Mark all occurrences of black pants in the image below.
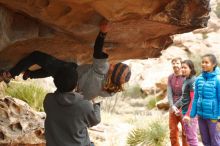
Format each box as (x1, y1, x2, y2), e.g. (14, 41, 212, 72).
(10, 51, 77, 78)
(9, 31, 107, 79)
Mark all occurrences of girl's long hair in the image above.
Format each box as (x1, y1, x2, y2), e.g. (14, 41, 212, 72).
(103, 72, 124, 93)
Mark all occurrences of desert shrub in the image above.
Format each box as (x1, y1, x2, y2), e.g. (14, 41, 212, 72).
(127, 118, 168, 146)
(145, 95, 161, 110)
(101, 93, 121, 113)
(146, 96, 157, 110)
(5, 82, 47, 111)
(122, 84, 146, 98)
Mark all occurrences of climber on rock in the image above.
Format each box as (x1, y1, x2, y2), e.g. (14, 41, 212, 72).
(0, 20, 131, 100)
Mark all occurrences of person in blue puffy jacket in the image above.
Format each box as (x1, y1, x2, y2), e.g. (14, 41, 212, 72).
(190, 54, 220, 146)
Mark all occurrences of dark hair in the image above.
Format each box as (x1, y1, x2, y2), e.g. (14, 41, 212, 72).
(181, 60, 196, 77)
(54, 65, 78, 93)
(171, 57, 182, 63)
(202, 54, 218, 68)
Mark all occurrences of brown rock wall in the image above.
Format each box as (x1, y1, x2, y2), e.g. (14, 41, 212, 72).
(0, 0, 211, 69)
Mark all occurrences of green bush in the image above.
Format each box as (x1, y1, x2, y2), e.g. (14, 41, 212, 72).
(146, 96, 158, 110)
(5, 82, 47, 111)
(122, 84, 146, 98)
(127, 128, 148, 146)
(127, 118, 168, 146)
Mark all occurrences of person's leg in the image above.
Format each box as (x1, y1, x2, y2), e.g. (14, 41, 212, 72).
(9, 51, 65, 77)
(183, 117, 199, 146)
(169, 111, 180, 146)
(198, 117, 211, 146)
(207, 119, 220, 146)
(23, 69, 51, 80)
(24, 63, 77, 81)
(179, 115, 189, 146)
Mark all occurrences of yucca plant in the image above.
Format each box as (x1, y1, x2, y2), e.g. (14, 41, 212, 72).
(145, 121, 168, 146)
(5, 82, 47, 111)
(127, 118, 168, 146)
(127, 128, 148, 146)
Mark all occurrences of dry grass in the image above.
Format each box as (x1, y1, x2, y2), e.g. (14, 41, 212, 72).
(89, 91, 170, 146)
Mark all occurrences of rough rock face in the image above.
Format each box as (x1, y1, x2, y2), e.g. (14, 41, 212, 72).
(0, 96, 45, 145)
(128, 0, 220, 111)
(0, 0, 210, 69)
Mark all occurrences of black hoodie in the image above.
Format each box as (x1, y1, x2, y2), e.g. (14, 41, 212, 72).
(43, 91, 100, 146)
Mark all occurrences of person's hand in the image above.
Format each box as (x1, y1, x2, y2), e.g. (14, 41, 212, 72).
(91, 97, 103, 104)
(170, 105, 179, 114)
(100, 20, 109, 33)
(216, 122, 220, 132)
(183, 116, 191, 125)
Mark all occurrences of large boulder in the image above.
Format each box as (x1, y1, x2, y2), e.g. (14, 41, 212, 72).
(0, 96, 45, 145)
(0, 0, 211, 69)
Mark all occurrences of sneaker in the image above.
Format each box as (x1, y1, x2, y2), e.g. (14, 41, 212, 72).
(2, 71, 12, 83)
(23, 70, 30, 80)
